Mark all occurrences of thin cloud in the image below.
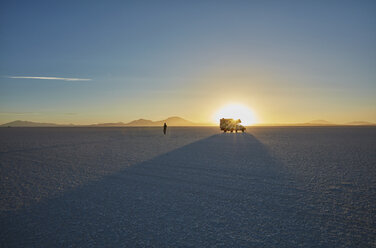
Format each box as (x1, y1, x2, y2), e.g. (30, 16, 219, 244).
(7, 76, 92, 81)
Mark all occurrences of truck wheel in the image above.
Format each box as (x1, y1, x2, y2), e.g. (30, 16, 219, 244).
(235, 130, 238, 133)
(242, 130, 245, 133)
(230, 130, 233, 133)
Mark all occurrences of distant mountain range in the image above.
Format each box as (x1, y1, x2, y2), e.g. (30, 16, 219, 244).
(1, 118, 375, 127)
(1, 120, 60, 127)
(304, 119, 333, 125)
(303, 120, 376, 126)
(1, 117, 203, 127)
(344, 121, 375, 125)
(90, 116, 198, 127)
(255, 120, 376, 126)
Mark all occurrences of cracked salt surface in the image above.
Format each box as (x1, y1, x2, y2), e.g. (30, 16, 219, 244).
(0, 127, 375, 247)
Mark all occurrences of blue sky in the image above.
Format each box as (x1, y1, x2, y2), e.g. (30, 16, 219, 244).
(1, 0, 375, 124)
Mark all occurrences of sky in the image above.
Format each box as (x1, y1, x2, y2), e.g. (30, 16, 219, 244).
(0, 0, 375, 125)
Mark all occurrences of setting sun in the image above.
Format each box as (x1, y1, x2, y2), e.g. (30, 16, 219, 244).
(213, 103, 257, 126)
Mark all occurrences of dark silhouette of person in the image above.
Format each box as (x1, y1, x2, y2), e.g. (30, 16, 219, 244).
(163, 123, 167, 135)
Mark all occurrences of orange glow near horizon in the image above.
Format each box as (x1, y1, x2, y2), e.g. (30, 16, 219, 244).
(213, 103, 257, 126)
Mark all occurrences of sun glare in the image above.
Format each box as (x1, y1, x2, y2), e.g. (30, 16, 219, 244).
(214, 104, 257, 126)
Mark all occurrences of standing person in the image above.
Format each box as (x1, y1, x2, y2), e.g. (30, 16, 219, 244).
(163, 122, 167, 135)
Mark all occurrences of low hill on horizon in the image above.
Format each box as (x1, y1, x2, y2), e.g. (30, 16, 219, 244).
(121, 116, 198, 126)
(345, 121, 376, 126)
(0, 120, 59, 127)
(128, 116, 197, 126)
(91, 117, 197, 126)
(304, 120, 334, 125)
(123, 119, 154, 126)
(301, 120, 375, 126)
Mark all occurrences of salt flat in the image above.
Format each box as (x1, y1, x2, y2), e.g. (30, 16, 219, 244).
(0, 127, 375, 247)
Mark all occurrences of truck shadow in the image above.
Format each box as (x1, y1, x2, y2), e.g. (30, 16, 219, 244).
(1, 133, 318, 247)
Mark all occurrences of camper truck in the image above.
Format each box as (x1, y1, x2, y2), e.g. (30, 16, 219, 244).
(220, 118, 246, 133)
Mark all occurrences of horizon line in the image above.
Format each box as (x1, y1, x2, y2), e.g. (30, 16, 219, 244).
(1, 119, 375, 127)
